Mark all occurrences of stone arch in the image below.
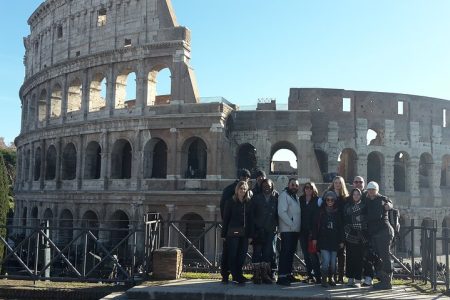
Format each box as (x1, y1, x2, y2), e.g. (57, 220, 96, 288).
(31, 206, 39, 228)
(236, 143, 257, 176)
(84, 141, 102, 179)
(270, 141, 297, 175)
(182, 137, 207, 179)
(43, 208, 54, 227)
(115, 68, 137, 109)
(338, 148, 357, 183)
(67, 78, 82, 112)
(89, 73, 107, 112)
(38, 89, 47, 122)
(367, 151, 384, 184)
(147, 66, 172, 105)
(33, 147, 41, 181)
(180, 212, 205, 261)
(419, 153, 433, 189)
(314, 149, 328, 177)
(24, 149, 31, 181)
(50, 83, 62, 118)
(394, 151, 409, 192)
(62, 143, 77, 180)
(59, 209, 73, 245)
(109, 210, 130, 258)
(81, 210, 100, 259)
(441, 155, 450, 187)
(45, 145, 57, 180)
(143, 138, 167, 179)
(81, 210, 99, 229)
(22, 207, 27, 227)
(111, 139, 132, 179)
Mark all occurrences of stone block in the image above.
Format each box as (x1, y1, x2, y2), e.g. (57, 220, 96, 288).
(152, 247, 183, 280)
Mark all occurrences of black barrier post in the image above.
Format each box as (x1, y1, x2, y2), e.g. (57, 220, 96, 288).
(411, 219, 415, 282)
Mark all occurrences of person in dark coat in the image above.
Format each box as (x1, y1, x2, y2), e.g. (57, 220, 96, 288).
(365, 181, 394, 290)
(343, 188, 368, 287)
(251, 170, 267, 196)
(221, 180, 254, 284)
(251, 178, 278, 284)
(312, 191, 344, 287)
(219, 169, 251, 283)
(299, 182, 321, 284)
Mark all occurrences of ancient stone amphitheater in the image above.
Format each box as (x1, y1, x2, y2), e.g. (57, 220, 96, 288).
(14, 0, 450, 256)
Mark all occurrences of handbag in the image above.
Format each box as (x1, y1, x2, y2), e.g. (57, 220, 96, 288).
(307, 238, 317, 254)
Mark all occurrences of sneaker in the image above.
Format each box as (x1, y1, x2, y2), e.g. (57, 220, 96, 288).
(277, 277, 291, 286)
(287, 274, 301, 283)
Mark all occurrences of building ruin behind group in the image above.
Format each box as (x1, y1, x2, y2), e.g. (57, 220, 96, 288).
(14, 0, 450, 257)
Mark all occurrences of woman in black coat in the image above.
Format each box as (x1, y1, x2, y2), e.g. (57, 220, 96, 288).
(221, 180, 253, 284)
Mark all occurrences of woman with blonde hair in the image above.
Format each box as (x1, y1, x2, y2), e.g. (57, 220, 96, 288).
(221, 181, 254, 284)
(326, 175, 349, 284)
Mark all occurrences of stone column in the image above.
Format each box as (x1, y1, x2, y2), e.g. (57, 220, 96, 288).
(106, 65, 116, 117)
(297, 131, 315, 182)
(81, 69, 89, 120)
(383, 155, 395, 196)
(76, 135, 83, 189)
(409, 156, 420, 206)
(135, 60, 147, 114)
(55, 138, 62, 189)
(207, 123, 223, 180)
(61, 74, 68, 123)
(432, 161, 443, 206)
(204, 205, 218, 262)
(100, 130, 109, 190)
(327, 122, 339, 174)
(356, 153, 368, 184)
(167, 128, 179, 181)
(39, 140, 45, 190)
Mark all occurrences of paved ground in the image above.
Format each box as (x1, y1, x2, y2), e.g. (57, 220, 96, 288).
(116, 279, 450, 300)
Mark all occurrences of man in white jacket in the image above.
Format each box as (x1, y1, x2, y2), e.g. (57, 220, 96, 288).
(276, 178, 301, 286)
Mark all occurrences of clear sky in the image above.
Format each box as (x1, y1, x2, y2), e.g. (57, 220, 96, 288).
(1, 0, 450, 146)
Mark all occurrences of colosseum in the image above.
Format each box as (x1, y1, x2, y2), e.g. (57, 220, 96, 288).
(14, 0, 450, 258)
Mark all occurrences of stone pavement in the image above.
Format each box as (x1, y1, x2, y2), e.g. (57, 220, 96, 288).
(118, 279, 450, 300)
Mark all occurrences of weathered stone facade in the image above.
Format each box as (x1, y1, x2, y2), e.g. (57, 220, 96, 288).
(14, 0, 450, 256)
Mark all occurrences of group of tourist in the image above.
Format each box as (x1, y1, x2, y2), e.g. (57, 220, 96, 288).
(220, 169, 395, 290)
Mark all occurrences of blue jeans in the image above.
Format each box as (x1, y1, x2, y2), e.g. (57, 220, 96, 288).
(320, 250, 337, 274)
(278, 232, 299, 276)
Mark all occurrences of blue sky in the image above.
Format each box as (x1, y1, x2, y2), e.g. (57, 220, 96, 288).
(1, 0, 450, 145)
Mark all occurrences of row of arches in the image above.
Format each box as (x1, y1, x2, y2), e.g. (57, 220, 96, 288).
(24, 137, 207, 182)
(24, 67, 171, 125)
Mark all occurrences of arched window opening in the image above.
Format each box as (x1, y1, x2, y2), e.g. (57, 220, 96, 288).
(314, 149, 328, 180)
(59, 209, 73, 245)
(419, 153, 433, 189)
(43, 208, 53, 227)
(45, 145, 57, 180)
(31, 207, 39, 228)
(89, 73, 107, 112)
(237, 143, 257, 176)
(38, 89, 47, 122)
(115, 70, 136, 109)
(367, 152, 383, 184)
(84, 141, 102, 179)
(441, 155, 450, 187)
(34, 147, 41, 181)
(111, 139, 132, 179)
(82, 210, 99, 260)
(143, 139, 167, 179)
(338, 148, 357, 183)
(25, 149, 31, 181)
(270, 142, 297, 175)
(67, 78, 82, 112)
(22, 207, 27, 227)
(367, 129, 378, 145)
(394, 151, 409, 192)
(109, 210, 129, 258)
(180, 213, 205, 263)
(50, 84, 62, 118)
(147, 67, 171, 106)
(62, 143, 77, 180)
(183, 138, 207, 179)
